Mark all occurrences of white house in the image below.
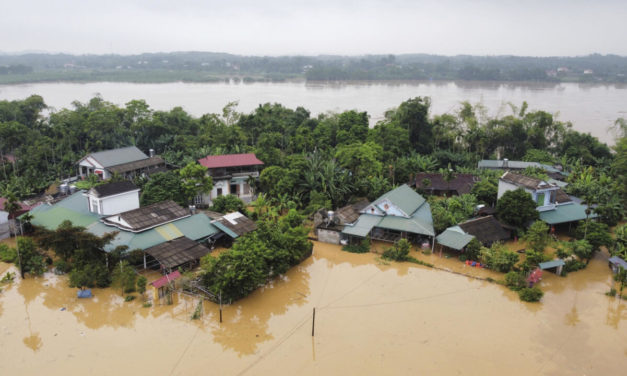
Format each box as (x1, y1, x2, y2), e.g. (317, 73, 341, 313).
(497, 171, 595, 227)
(77, 146, 165, 180)
(196, 153, 264, 205)
(497, 171, 561, 211)
(84, 181, 140, 215)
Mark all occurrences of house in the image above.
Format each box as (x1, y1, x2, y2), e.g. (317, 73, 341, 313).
(197, 153, 264, 205)
(0, 197, 34, 240)
(26, 190, 223, 268)
(341, 185, 435, 247)
(150, 270, 181, 301)
(478, 159, 568, 180)
(497, 171, 596, 227)
(77, 146, 166, 180)
(315, 199, 370, 244)
(412, 173, 478, 196)
(85, 181, 140, 215)
(436, 215, 510, 252)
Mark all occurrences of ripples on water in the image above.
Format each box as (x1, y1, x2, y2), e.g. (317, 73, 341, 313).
(0, 240, 624, 375)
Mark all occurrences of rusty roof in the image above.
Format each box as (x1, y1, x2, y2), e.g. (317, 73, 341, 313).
(102, 200, 189, 232)
(458, 216, 510, 245)
(500, 171, 557, 191)
(413, 173, 478, 195)
(145, 237, 210, 269)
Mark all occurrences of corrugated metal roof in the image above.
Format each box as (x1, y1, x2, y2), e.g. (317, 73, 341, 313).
(86, 146, 148, 168)
(539, 260, 565, 269)
(436, 226, 474, 250)
(145, 237, 210, 269)
(608, 256, 627, 269)
(342, 214, 381, 237)
(375, 184, 425, 216)
(150, 270, 181, 288)
(539, 203, 597, 225)
(377, 202, 434, 236)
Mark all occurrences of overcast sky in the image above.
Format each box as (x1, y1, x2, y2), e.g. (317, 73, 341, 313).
(3, 0, 626, 56)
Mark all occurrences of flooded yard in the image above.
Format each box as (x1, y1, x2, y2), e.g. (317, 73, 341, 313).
(0, 241, 625, 375)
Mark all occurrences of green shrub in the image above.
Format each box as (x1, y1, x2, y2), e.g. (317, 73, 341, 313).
(142, 302, 152, 308)
(564, 259, 586, 273)
(342, 237, 370, 254)
(480, 243, 519, 273)
(0, 244, 17, 263)
(518, 287, 544, 302)
(53, 259, 72, 274)
(504, 271, 527, 291)
(606, 288, 617, 297)
(124, 295, 136, 302)
(1, 271, 15, 283)
(382, 239, 411, 261)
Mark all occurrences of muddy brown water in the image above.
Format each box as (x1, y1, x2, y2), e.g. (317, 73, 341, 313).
(0, 241, 625, 375)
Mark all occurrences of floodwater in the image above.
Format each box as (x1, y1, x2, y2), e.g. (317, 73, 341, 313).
(0, 241, 625, 375)
(1, 80, 626, 144)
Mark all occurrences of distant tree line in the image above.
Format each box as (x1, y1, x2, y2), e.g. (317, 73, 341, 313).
(1, 52, 626, 83)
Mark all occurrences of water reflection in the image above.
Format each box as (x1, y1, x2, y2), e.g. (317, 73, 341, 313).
(206, 261, 312, 355)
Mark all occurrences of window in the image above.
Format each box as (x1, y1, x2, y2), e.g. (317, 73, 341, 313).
(536, 192, 545, 206)
(194, 194, 203, 205)
(217, 188, 223, 196)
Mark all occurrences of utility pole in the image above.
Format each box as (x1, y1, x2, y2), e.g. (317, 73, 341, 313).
(219, 290, 223, 323)
(311, 307, 316, 336)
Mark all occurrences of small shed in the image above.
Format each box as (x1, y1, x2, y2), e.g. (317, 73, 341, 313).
(608, 256, 627, 274)
(436, 226, 475, 251)
(458, 216, 510, 246)
(150, 270, 181, 301)
(539, 259, 565, 275)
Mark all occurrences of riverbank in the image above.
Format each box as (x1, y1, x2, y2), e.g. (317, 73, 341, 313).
(1, 80, 623, 145)
(0, 240, 623, 375)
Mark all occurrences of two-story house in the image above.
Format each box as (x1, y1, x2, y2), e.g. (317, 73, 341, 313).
(197, 153, 264, 205)
(497, 172, 595, 227)
(77, 146, 166, 180)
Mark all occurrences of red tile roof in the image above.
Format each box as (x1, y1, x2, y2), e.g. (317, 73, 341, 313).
(150, 270, 181, 289)
(198, 153, 264, 169)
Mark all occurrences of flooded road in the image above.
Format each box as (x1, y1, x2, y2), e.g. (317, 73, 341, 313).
(0, 241, 625, 375)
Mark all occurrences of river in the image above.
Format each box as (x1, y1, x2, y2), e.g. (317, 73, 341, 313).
(0, 240, 624, 375)
(0, 80, 625, 145)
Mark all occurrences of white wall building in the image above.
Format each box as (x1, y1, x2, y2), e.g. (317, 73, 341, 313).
(85, 181, 140, 215)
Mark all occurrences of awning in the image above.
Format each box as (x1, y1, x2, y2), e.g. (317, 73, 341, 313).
(539, 203, 597, 225)
(436, 226, 474, 250)
(539, 260, 565, 270)
(342, 214, 381, 237)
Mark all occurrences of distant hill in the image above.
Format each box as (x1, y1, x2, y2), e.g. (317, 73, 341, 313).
(0, 51, 625, 84)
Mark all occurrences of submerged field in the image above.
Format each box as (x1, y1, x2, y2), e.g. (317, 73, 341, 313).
(0, 241, 625, 375)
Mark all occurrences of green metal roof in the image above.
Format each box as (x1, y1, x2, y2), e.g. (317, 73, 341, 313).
(539, 259, 565, 270)
(87, 146, 148, 168)
(342, 214, 381, 237)
(436, 226, 475, 250)
(377, 202, 434, 237)
(28, 192, 220, 252)
(539, 203, 597, 225)
(212, 220, 239, 238)
(376, 184, 425, 216)
(29, 191, 99, 229)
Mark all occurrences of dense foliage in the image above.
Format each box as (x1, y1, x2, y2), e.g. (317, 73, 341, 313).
(200, 209, 312, 301)
(480, 243, 519, 273)
(496, 188, 540, 229)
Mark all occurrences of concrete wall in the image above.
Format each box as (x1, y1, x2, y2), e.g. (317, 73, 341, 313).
(101, 191, 140, 215)
(318, 228, 341, 244)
